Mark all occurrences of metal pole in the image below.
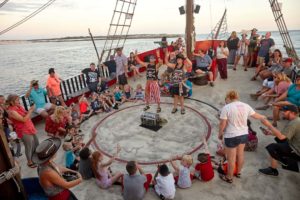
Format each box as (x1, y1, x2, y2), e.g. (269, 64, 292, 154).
(88, 28, 101, 65)
(185, 0, 195, 60)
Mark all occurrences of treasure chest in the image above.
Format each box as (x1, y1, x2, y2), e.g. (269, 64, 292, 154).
(141, 112, 160, 127)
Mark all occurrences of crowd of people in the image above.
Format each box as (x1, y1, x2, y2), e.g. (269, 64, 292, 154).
(0, 33, 299, 200)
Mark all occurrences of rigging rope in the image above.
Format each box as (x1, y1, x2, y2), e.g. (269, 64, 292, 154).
(0, 0, 57, 36)
(0, 0, 9, 8)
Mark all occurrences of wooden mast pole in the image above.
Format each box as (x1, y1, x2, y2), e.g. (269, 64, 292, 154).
(185, 0, 195, 60)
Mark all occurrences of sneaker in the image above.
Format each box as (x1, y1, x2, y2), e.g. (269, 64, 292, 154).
(259, 167, 279, 176)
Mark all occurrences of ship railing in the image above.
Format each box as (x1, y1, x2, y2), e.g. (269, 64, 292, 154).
(20, 74, 89, 111)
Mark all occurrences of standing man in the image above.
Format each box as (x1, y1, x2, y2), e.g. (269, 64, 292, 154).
(259, 105, 300, 175)
(25, 80, 55, 118)
(257, 32, 275, 66)
(115, 48, 128, 89)
(81, 63, 101, 93)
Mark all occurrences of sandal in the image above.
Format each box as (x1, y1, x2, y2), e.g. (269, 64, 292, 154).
(143, 106, 150, 111)
(157, 107, 161, 113)
(171, 108, 178, 114)
(181, 109, 185, 115)
(27, 163, 37, 168)
(219, 174, 233, 184)
(235, 173, 241, 178)
(233, 68, 236, 71)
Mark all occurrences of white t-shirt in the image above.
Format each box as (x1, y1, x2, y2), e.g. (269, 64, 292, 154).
(216, 47, 229, 59)
(177, 166, 192, 188)
(154, 173, 176, 199)
(220, 101, 255, 138)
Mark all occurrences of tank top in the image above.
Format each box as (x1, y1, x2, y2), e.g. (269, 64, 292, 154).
(8, 105, 37, 138)
(146, 64, 157, 80)
(237, 40, 248, 55)
(38, 163, 65, 197)
(171, 64, 185, 86)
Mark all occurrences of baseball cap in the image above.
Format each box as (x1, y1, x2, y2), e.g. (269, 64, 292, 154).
(282, 105, 299, 114)
(283, 58, 293, 63)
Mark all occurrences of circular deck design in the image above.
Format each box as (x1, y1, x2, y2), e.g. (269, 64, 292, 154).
(90, 101, 213, 165)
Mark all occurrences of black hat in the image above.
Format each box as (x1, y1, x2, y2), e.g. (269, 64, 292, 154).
(282, 105, 299, 114)
(48, 68, 55, 74)
(32, 138, 61, 165)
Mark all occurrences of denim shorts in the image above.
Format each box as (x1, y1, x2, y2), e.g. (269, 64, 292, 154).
(224, 134, 248, 148)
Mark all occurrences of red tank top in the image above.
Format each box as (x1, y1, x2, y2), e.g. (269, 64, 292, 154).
(8, 105, 37, 138)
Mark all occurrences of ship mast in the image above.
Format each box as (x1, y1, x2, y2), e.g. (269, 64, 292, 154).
(185, 0, 195, 60)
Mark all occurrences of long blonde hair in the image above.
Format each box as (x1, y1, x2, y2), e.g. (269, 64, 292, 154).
(275, 72, 291, 85)
(53, 106, 65, 123)
(91, 151, 102, 180)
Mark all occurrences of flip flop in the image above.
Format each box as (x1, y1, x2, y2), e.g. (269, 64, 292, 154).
(235, 173, 241, 178)
(171, 108, 178, 114)
(143, 106, 150, 111)
(157, 107, 161, 113)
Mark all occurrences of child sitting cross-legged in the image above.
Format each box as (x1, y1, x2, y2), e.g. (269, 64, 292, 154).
(91, 145, 123, 189)
(170, 155, 194, 189)
(122, 161, 152, 200)
(63, 138, 81, 171)
(153, 164, 176, 200)
(194, 138, 214, 182)
(123, 84, 135, 102)
(134, 84, 145, 102)
(113, 85, 126, 104)
(90, 92, 103, 114)
(79, 95, 93, 119)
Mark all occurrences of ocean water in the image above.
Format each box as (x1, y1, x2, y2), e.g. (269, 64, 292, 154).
(0, 31, 300, 96)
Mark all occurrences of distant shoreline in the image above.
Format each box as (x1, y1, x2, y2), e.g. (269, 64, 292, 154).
(0, 34, 183, 45)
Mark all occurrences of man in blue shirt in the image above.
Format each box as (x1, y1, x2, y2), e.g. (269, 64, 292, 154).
(25, 80, 55, 118)
(193, 49, 215, 87)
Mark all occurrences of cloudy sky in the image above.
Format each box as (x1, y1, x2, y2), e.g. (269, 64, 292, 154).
(0, 0, 299, 40)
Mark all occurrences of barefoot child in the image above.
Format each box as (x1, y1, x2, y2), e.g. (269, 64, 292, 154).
(170, 155, 193, 189)
(91, 145, 123, 189)
(153, 164, 176, 200)
(134, 84, 145, 101)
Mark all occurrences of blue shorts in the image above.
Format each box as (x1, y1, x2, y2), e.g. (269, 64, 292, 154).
(224, 134, 248, 148)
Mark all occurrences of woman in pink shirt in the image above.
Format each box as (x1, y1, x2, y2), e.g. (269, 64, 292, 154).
(46, 68, 66, 106)
(7, 94, 39, 168)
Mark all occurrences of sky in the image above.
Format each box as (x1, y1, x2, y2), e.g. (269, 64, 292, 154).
(0, 0, 300, 40)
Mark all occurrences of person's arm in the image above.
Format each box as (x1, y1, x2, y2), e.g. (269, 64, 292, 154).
(136, 162, 145, 175)
(134, 50, 147, 67)
(170, 156, 180, 174)
(9, 105, 35, 123)
(153, 165, 160, 185)
(101, 144, 121, 167)
(42, 169, 82, 189)
(164, 51, 175, 68)
(223, 47, 229, 57)
(25, 84, 33, 98)
(250, 112, 266, 120)
(274, 90, 288, 103)
(218, 119, 227, 140)
(260, 118, 286, 140)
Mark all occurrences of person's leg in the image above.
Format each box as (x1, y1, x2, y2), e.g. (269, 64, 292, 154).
(180, 96, 184, 110)
(236, 143, 246, 174)
(21, 134, 35, 165)
(173, 95, 179, 110)
(223, 59, 228, 78)
(110, 172, 123, 184)
(145, 82, 150, 106)
(208, 72, 214, 82)
(272, 105, 280, 127)
(225, 146, 237, 179)
(58, 95, 66, 107)
(233, 55, 240, 70)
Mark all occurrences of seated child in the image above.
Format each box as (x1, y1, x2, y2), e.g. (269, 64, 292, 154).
(65, 125, 84, 150)
(113, 85, 126, 104)
(78, 147, 94, 180)
(90, 93, 103, 114)
(123, 84, 135, 102)
(153, 164, 176, 200)
(63, 138, 80, 170)
(99, 94, 113, 112)
(70, 103, 82, 126)
(79, 95, 93, 119)
(91, 146, 122, 189)
(194, 153, 214, 182)
(170, 155, 193, 189)
(123, 161, 152, 200)
(134, 84, 144, 101)
(245, 120, 258, 152)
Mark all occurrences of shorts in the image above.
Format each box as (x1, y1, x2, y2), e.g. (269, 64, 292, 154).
(257, 56, 265, 65)
(171, 85, 187, 96)
(87, 82, 99, 93)
(262, 79, 274, 89)
(35, 103, 53, 114)
(224, 134, 248, 148)
(118, 73, 128, 85)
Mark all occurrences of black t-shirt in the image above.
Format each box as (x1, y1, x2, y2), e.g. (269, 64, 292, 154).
(81, 68, 100, 84)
